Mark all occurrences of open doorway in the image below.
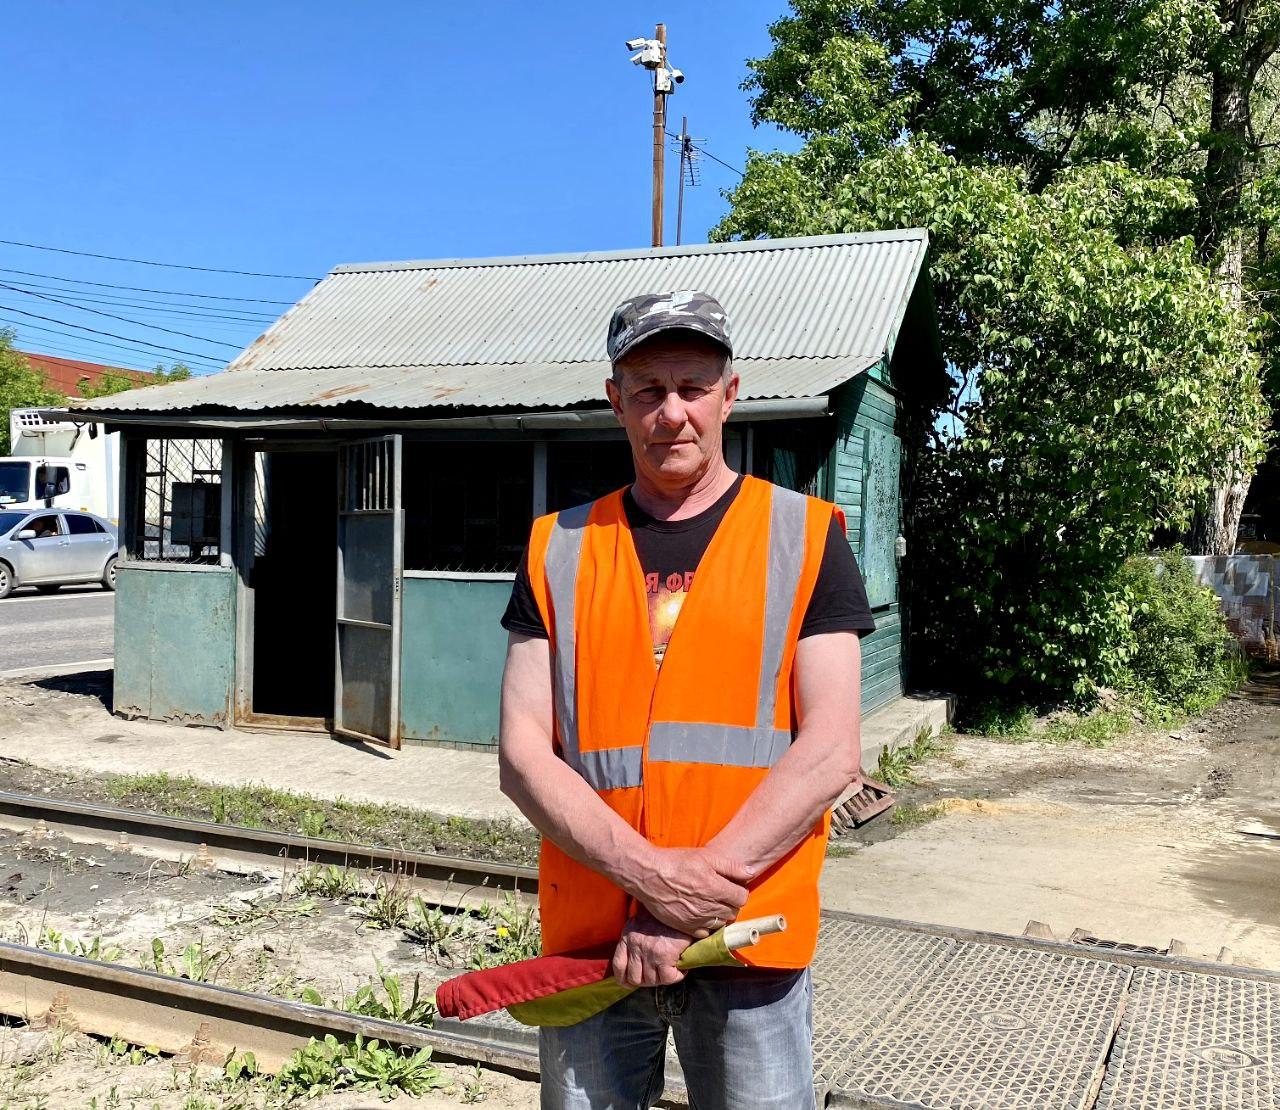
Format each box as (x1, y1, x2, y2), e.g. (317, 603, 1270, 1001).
(248, 449, 338, 721)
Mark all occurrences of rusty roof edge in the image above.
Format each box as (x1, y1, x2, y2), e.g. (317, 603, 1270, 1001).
(66, 354, 875, 414)
(329, 229, 930, 275)
(53, 395, 835, 433)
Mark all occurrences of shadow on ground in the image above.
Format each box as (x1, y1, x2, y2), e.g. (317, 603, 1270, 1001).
(31, 669, 112, 712)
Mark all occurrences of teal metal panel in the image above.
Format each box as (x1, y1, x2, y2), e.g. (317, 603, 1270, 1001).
(113, 566, 236, 725)
(860, 426, 901, 609)
(829, 371, 906, 712)
(400, 576, 510, 746)
(112, 569, 151, 718)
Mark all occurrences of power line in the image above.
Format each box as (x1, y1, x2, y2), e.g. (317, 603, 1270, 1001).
(0, 280, 276, 324)
(0, 277, 278, 319)
(0, 267, 297, 305)
(0, 318, 224, 368)
(10, 337, 166, 375)
(0, 282, 242, 350)
(0, 238, 321, 281)
(0, 305, 231, 363)
(700, 147, 746, 178)
(0, 318, 223, 370)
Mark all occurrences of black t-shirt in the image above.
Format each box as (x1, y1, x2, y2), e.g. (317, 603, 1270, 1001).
(501, 476, 876, 663)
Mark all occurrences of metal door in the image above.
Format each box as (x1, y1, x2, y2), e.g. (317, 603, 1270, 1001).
(334, 436, 403, 747)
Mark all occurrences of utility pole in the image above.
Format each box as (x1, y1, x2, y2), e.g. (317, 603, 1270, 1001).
(651, 23, 667, 248)
(626, 25, 684, 248)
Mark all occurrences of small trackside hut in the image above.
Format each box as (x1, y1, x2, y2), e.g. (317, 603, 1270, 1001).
(67, 232, 944, 749)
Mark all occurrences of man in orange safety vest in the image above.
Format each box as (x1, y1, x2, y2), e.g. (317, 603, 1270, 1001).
(499, 289, 875, 1109)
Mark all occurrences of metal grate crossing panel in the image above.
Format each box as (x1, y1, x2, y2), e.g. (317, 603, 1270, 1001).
(1095, 967, 1279, 1110)
(459, 915, 1280, 1109)
(813, 918, 955, 1071)
(829, 939, 1131, 1108)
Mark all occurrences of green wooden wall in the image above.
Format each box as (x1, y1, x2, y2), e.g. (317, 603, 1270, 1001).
(114, 564, 237, 726)
(399, 574, 510, 747)
(830, 371, 905, 713)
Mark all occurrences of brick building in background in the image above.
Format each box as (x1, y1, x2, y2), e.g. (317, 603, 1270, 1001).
(20, 351, 153, 397)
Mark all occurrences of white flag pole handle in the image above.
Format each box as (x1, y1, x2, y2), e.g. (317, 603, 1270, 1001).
(723, 915, 787, 951)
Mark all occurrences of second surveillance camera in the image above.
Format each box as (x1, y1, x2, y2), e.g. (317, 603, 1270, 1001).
(670, 68, 685, 83)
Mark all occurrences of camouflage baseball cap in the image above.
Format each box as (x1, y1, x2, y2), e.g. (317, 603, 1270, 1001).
(606, 289, 733, 364)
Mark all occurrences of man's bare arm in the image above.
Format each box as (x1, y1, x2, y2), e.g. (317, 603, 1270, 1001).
(707, 630, 863, 880)
(497, 632, 749, 933)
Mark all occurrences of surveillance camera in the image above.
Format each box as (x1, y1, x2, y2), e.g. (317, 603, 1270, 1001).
(625, 36, 648, 50)
(655, 66, 683, 92)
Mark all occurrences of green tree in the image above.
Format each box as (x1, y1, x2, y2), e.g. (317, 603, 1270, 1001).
(0, 330, 64, 455)
(737, 0, 1280, 553)
(715, 8, 1270, 701)
(77, 363, 192, 400)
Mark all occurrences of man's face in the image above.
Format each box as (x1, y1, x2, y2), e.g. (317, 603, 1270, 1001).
(605, 333, 739, 488)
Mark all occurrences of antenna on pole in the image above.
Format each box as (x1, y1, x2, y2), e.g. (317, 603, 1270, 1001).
(674, 116, 703, 246)
(626, 24, 685, 247)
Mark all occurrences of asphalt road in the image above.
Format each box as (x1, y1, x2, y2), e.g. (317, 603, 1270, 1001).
(0, 587, 114, 675)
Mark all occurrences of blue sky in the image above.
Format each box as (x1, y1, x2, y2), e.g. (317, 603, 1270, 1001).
(2, 2, 798, 376)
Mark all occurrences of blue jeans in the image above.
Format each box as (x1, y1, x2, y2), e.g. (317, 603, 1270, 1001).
(538, 968, 815, 1110)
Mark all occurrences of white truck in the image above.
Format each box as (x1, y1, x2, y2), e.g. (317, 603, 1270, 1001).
(0, 408, 119, 524)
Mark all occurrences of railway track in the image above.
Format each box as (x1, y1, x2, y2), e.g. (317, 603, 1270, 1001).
(0, 937, 538, 1075)
(0, 789, 1276, 1109)
(0, 788, 553, 1087)
(0, 789, 537, 896)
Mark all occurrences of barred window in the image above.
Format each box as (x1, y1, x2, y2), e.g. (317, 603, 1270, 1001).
(402, 442, 532, 573)
(132, 438, 222, 564)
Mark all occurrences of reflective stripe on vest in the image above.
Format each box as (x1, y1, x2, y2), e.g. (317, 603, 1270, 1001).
(547, 484, 810, 789)
(545, 500, 591, 776)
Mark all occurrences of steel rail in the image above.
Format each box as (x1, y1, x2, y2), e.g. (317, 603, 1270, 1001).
(0, 938, 539, 1075)
(0, 790, 538, 895)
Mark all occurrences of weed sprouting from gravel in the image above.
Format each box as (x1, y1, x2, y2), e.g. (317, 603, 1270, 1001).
(341, 966, 436, 1026)
(876, 727, 947, 788)
(37, 927, 123, 963)
(889, 803, 945, 830)
(291, 863, 358, 900)
(358, 874, 412, 931)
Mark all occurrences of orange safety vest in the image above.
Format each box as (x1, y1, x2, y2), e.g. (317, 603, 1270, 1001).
(526, 475, 844, 969)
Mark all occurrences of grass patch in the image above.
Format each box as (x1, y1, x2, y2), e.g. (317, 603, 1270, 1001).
(956, 702, 1036, 739)
(889, 802, 945, 830)
(875, 727, 947, 788)
(960, 693, 1154, 748)
(1041, 707, 1132, 747)
(95, 771, 538, 866)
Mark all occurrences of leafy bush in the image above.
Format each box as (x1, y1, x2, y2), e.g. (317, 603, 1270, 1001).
(1115, 551, 1248, 714)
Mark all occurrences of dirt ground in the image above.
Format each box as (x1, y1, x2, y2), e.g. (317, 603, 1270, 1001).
(0, 1025, 539, 1108)
(824, 666, 1280, 967)
(0, 824, 539, 1000)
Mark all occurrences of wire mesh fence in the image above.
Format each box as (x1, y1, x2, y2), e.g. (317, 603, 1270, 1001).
(134, 437, 222, 564)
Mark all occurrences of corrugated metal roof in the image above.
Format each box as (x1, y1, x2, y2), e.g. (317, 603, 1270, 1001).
(75, 230, 928, 415)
